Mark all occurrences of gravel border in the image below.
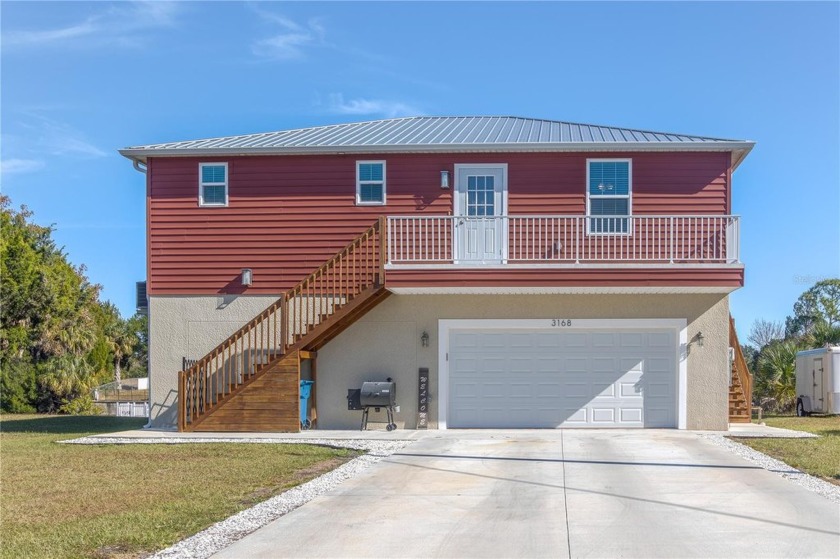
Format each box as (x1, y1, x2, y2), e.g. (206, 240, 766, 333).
(700, 434, 840, 504)
(62, 437, 414, 559)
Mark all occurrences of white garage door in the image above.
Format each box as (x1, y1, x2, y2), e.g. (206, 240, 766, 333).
(448, 328, 677, 428)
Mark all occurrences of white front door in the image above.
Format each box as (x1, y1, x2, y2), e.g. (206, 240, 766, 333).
(454, 165, 507, 263)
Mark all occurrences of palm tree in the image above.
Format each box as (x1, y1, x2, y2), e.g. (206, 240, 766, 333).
(106, 321, 134, 386)
(756, 340, 801, 412)
(808, 321, 840, 348)
(39, 354, 96, 404)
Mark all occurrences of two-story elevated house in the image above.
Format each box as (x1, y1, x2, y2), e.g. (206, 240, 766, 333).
(120, 116, 754, 432)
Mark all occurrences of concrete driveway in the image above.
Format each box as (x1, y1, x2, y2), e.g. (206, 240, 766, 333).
(214, 430, 840, 558)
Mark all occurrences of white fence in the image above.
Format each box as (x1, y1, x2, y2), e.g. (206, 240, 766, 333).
(94, 401, 149, 417)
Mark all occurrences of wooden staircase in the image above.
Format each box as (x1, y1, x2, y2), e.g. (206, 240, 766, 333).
(178, 218, 390, 432)
(729, 316, 753, 423)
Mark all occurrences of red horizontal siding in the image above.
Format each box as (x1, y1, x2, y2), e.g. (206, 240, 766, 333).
(147, 152, 731, 294)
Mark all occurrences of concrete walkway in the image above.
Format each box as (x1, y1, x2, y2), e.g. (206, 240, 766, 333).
(211, 430, 840, 558)
(722, 422, 819, 438)
(87, 428, 424, 441)
(90, 422, 813, 441)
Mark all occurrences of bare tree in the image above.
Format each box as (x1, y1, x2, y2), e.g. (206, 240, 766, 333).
(748, 319, 784, 350)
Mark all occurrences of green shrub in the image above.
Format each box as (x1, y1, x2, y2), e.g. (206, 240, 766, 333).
(58, 395, 101, 415)
(0, 359, 37, 413)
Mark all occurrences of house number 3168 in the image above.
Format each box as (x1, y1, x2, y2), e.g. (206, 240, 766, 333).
(551, 319, 572, 327)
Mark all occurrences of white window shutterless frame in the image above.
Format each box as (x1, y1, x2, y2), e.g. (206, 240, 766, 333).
(199, 163, 228, 207)
(453, 164, 508, 263)
(586, 159, 632, 234)
(356, 161, 386, 205)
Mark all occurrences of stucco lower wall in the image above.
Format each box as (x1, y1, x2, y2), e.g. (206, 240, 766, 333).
(314, 294, 730, 431)
(149, 293, 730, 431)
(148, 294, 279, 428)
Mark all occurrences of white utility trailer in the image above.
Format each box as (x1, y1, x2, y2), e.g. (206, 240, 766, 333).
(795, 347, 840, 416)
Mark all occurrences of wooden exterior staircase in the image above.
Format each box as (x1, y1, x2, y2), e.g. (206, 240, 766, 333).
(729, 316, 753, 423)
(177, 218, 390, 432)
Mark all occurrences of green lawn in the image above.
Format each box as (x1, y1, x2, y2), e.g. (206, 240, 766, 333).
(0, 414, 358, 559)
(734, 415, 840, 485)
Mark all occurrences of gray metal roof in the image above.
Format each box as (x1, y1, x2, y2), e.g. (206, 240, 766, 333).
(120, 116, 754, 168)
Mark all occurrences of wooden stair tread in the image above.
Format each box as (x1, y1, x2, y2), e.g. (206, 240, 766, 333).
(728, 315, 753, 423)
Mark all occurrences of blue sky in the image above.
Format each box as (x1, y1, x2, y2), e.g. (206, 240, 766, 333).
(2, 1, 838, 333)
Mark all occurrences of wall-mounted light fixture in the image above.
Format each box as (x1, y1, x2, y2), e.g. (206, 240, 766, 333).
(421, 331, 430, 347)
(241, 268, 253, 287)
(440, 170, 450, 189)
(691, 331, 705, 348)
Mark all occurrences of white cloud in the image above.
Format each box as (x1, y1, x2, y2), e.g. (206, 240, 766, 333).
(3, 19, 99, 46)
(327, 94, 423, 118)
(251, 7, 326, 61)
(4, 113, 107, 171)
(19, 114, 107, 158)
(120, 0, 180, 28)
(3, 1, 181, 49)
(47, 133, 107, 158)
(0, 159, 46, 176)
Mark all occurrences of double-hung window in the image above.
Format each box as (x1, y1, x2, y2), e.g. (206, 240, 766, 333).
(587, 159, 631, 233)
(356, 161, 386, 205)
(199, 163, 228, 207)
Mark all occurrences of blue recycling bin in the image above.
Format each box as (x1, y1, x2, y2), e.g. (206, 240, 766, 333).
(299, 380, 315, 429)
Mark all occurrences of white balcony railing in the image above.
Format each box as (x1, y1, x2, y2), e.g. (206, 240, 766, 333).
(386, 215, 740, 265)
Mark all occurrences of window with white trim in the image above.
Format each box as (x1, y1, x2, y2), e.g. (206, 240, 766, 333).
(356, 161, 386, 205)
(587, 159, 631, 233)
(199, 163, 228, 206)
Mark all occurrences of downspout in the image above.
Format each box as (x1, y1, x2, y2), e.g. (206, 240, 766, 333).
(132, 156, 152, 428)
(142, 306, 152, 429)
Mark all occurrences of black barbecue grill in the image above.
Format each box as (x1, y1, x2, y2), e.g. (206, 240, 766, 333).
(348, 380, 397, 431)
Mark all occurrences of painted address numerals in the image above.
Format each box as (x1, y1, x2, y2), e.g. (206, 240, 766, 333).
(550, 319, 573, 327)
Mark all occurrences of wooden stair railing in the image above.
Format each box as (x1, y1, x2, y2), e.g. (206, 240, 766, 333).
(729, 315, 753, 423)
(178, 217, 387, 431)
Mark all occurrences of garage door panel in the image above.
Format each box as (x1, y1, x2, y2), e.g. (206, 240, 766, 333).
(509, 383, 532, 397)
(481, 383, 506, 397)
(592, 333, 618, 347)
(509, 332, 535, 347)
(619, 408, 643, 424)
(451, 332, 480, 348)
(535, 333, 561, 347)
(562, 382, 588, 398)
(563, 333, 588, 348)
(591, 357, 619, 373)
(534, 357, 558, 373)
(481, 332, 508, 348)
(646, 407, 673, 427)
(452, 380, 480, 397)
(480, 355, 506, 371)
(620, 332, 644, 347)
(564, 358, 588, 373)
(591, 408, 616, 423)
(563, 408, 588, 424)
(448, 327, 677, 429)
(620, 381, 642, 398)
(647, 357, 672, 373)
(649, 332, 673, 347)
(621, 358, 644, 372)
(592, 381, 616, 398)
(646, 381, 671, 398)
